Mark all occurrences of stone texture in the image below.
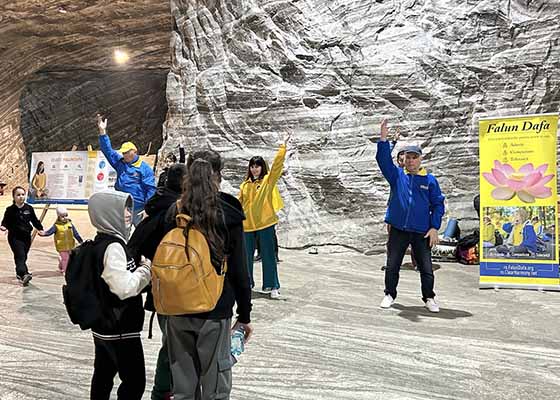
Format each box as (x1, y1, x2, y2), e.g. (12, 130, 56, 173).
(0, 1, 171, 188)
(164, 0, 560, 252)
(19, 69, 168, 162)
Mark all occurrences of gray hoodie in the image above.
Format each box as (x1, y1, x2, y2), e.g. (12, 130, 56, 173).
(88, 191, 151, 302)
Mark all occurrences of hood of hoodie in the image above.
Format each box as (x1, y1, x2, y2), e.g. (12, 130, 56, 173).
(89, 190, 133, 243)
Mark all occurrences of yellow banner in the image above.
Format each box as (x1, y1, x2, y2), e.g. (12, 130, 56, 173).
(479, 113, 559, 289)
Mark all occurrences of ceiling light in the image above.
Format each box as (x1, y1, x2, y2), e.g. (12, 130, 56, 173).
(113, 49, 130, 64)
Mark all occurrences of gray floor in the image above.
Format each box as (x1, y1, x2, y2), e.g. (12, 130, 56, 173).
(1, 240, 559, 400)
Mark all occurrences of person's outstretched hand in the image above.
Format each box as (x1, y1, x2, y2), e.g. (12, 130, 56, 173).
(283, 130, 292, 147)
(424, 228, 439, 248)
(380, 119, 389, 141)
(97, 114, 107, 135)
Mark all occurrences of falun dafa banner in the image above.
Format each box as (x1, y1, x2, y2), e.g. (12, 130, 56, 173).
(479, 113, 559, 290)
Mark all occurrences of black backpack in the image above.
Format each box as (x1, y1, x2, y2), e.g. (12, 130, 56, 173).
(62, 237, 120, 331)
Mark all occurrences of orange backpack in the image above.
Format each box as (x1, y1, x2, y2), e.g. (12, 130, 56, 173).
(151, 213, 227, 315)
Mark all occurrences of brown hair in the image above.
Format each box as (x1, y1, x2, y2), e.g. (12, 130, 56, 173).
(180, 154, 224, 263)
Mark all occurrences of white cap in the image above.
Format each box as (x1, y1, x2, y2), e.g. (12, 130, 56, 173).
(56, 206, 68, 216)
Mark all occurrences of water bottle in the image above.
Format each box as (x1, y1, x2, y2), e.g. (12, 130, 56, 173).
(230, 326, 245, 364)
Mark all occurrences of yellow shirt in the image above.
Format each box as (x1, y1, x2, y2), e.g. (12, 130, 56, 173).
(239, 145, 286, 232)
(482, 223, 495, 244)
(511, 224, 523, 246)
(32, 173, 46, 191)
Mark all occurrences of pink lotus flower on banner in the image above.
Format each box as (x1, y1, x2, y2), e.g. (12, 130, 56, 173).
(483, 160, 554, 203)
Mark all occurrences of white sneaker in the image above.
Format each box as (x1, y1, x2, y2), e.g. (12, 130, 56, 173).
(270, 289, 280, 299)
(425, 298, 440, 313)
(380, 294, 394, 309)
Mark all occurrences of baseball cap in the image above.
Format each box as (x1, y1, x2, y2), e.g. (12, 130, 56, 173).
(401, 145, 422, 155)
(118, 142, 137, 154)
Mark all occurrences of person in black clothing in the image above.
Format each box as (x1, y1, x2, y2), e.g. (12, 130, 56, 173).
(128, 163, 187, 400)
(163, 150, 252, 400)
(87, 190, 151, 400)
(157, 144, 185, 188)
(0, 186, 44, 285)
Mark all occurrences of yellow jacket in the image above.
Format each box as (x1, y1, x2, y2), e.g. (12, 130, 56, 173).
(239, 145, 286, 232)
(54, 220, 77, 252)
(482, 223, 495, 244)
(511, 223, 523, 246)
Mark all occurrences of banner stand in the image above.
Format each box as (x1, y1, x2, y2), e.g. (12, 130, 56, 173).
(31, 204, 50, 243)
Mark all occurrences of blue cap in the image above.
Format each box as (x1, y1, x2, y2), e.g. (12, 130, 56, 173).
(402, 145, 422, 155)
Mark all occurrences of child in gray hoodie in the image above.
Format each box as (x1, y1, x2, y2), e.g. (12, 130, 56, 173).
(87, 190, 151, 400)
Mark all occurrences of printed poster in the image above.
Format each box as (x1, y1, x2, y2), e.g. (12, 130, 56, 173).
(28, 151, 117, 205)
(479, 113, 559, 290)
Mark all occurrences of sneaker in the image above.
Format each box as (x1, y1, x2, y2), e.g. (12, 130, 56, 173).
(270, 289, 280, 299)
(254, 255, 262, 262)
(380, 294, 394, 309)
(425, 298, 440, 313)
(261, 287, 272, 294)
(21, 274, 32, 286)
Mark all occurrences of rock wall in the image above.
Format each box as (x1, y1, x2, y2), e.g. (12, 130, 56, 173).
(164, 0, 560, 253)
(0, 1, 171, 190)
(20, 69, 168, 163)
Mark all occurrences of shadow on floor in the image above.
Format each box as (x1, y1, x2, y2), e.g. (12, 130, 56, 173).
(391, 303, 473, 322)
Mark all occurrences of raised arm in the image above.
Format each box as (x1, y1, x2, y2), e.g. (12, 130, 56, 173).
(375, 119, 399, 184)
(97, 115, 122, 168)
(267, 132, 290, 186)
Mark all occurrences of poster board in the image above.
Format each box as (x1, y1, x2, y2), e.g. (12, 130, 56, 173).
(28, 151, 117, 205)
(479, 113, 559, 290)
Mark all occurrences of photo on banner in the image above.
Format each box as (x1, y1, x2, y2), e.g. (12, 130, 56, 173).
(479, 113, 559, 290)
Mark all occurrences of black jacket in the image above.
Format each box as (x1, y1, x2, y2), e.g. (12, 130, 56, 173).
(164, 192, 252, 323)
(1, 203, 43, 239)
(92, 234, 145, 337)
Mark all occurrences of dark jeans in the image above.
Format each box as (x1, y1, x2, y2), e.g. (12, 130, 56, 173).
(8, 235, 31, 278)
(91, 337, 146, 400)
(385, 227, 436, 302)
(152, 314, 172, 400)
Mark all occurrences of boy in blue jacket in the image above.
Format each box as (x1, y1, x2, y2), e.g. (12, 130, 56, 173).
(375, 119, 445, 313)
(97, 114, 156, 226)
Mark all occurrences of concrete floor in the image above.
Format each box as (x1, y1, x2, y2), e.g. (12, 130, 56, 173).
(0, 205, 559, 399)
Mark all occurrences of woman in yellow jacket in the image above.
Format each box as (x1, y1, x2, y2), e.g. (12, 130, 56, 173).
(239, 134, 289, 299)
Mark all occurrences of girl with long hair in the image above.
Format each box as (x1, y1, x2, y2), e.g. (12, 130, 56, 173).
(164, 150, 252, 400)
(31, 161, 48, 198)
(239, 133, 290, 299)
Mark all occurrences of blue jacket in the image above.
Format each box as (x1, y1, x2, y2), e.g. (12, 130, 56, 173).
(99, 135, 156, 210)
(376, 140, 445, 234)
(520, 222, 537, 252)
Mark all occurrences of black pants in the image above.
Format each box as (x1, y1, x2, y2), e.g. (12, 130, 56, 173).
(8, 235, 31, 278)
(91, 337, 146, 400)
(385, 227, 436, 301)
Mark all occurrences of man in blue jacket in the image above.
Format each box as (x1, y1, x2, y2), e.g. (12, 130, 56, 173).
(97, 115, 156, 226)
(375, 119, 445, 313)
